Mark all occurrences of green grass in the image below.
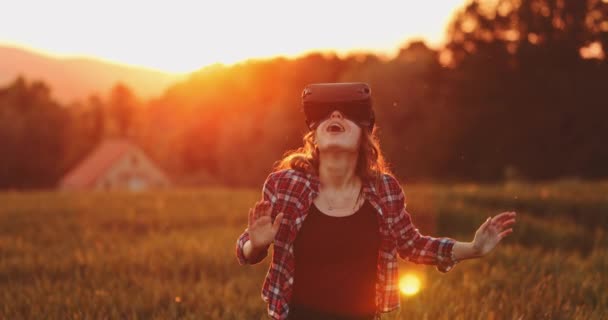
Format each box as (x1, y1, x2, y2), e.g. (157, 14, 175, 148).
(0, 182, 606, 319)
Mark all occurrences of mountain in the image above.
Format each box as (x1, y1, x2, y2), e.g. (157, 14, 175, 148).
(0, 45, 185, 103)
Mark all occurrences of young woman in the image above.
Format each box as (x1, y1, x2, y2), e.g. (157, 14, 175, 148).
(236, 83, 516, 320)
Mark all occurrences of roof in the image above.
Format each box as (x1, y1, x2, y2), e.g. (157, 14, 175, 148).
(59, 139, 136, 188)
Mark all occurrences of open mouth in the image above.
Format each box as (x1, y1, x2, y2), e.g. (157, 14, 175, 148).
(327, 122, 345, 133)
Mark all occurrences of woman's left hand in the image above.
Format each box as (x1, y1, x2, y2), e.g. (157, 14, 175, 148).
(472, 211, 517, 256)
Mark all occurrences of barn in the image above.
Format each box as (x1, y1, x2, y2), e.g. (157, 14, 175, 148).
(59, 139, 171, 191)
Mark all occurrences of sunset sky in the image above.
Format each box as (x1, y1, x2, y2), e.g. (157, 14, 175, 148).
(1, 0, 466, 74)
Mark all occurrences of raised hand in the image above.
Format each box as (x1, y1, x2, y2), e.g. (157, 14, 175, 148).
(472, 211, 517, 256)
(248, 200, 284, 250)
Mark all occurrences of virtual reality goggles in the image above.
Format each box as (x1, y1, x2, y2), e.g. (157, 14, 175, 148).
(301, 82, 375, 131)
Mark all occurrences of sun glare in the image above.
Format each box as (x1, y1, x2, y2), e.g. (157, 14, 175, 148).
(399, 273, 422, 296)
(0, 0, 465, 73)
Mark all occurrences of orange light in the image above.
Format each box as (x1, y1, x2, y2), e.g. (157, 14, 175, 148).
(399, 273, 422, 296)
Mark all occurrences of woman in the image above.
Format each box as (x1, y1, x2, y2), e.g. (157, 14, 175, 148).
(236, 83, 516, 320)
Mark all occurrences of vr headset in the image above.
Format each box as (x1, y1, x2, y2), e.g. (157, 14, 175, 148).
(301, 82, 375, 131)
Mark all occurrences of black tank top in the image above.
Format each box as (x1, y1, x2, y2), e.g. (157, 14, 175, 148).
(289, 199, 381, 319)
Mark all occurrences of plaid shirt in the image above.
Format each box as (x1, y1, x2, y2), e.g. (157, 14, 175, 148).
(236, 169, 458, 320)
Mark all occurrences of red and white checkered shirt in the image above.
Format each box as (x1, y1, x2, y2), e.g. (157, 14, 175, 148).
(236, 169, 458, 320)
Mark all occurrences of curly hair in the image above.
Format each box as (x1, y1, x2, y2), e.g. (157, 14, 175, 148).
(272, 127, 392, 185)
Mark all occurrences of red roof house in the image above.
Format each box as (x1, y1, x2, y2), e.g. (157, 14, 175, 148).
(59, 139, 171, 191)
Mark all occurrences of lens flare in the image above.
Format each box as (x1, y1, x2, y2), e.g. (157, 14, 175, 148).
(399, 273, 422, 296)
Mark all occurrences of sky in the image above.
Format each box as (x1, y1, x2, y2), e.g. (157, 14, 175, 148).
(0, 0, 467, 74)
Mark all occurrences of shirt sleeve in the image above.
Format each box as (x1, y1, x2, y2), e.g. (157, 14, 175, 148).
(235, 172, 277, 265)
(387, 176, 459, 273)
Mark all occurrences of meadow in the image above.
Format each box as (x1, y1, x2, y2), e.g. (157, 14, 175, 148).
(0, 180, 606, 319)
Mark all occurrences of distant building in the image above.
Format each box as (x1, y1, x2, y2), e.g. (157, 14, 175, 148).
(59, 139, 171, 191)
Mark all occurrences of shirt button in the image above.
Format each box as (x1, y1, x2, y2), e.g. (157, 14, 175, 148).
(289, 277, 293, 284)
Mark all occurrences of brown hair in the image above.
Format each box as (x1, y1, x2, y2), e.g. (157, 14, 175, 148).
(273, 127, 392, 185)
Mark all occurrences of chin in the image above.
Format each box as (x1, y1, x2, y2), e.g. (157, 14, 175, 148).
(319, 142, 358, 153)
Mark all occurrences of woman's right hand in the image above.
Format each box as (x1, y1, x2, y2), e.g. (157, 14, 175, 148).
(248, 200, 284, 250)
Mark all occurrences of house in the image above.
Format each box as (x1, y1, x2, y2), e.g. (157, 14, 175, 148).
(59, 139, 171, 191)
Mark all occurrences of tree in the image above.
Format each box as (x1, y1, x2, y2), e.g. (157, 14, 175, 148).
(107, 83, 138, 138)
(443, 0, 608, 180)
(0, 77, 69, 188)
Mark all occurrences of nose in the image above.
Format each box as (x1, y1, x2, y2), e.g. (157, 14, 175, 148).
(330, 110, 344, 120)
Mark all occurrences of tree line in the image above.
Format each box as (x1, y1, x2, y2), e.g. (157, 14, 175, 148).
(1, 0, 606, 189)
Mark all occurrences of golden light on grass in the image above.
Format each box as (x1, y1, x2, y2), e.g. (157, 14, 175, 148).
(399, 273, 422, 296)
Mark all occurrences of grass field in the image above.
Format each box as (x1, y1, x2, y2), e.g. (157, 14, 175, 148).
(0, 181, 606, 319)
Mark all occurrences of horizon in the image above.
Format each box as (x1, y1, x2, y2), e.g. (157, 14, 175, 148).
(0, 0, 466, 74)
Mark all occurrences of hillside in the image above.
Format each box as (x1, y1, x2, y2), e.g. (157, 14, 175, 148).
(0, 45, 185, 102)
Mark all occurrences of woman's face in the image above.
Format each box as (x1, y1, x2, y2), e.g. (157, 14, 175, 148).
(315, 110, 362, 153)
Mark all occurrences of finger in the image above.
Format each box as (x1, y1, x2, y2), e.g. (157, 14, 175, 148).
(498, 228, 513, 239)
(501, 219, 516, 228)
(491, 213, 507, 224)
(251, 205, 258, 221)
(254, 201, 264, 219)
(253, 207, 264, 223)
(481, 216, 491, 230)
(264, 204, 272, 216)
(272, 212, 284, 233)
(248, 207, 253, 226)
(260, 200, 268, 208)
(493, 211, 517, 223)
